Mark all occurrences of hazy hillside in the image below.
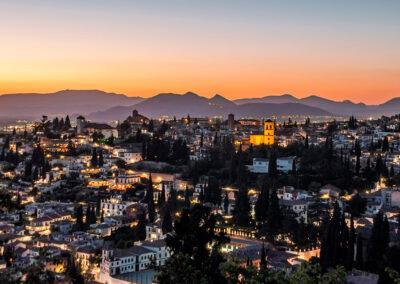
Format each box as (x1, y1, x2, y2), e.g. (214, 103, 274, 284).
(235, 94, 400, 116)
(234, 103, 332, 117)
(234, 94, 299, 105)
(378, 98, 400, 115)
(89, 92, 230, 120)
(89, 92, 331, 121)
(209, 94, 237, 109)
(0, 89, 143, 118)
(2, 89, 400, 121)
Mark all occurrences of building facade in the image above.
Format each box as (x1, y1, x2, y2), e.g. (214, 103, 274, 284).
(250, 120, 275, 146)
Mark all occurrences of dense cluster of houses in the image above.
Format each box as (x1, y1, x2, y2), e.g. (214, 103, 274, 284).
(1, 111, 400, 283)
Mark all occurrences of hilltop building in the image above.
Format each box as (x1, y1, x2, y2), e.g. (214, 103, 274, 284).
(125, 110, 150, 125)
(75, 115, 117, 138)
(118, 109, 150, 138)
(250, 119, 275, 146)
(228, 113, 235, 130)
(76, 115, 86, 135)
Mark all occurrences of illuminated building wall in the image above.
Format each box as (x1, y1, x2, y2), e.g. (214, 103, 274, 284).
(250, 120, 275, 146)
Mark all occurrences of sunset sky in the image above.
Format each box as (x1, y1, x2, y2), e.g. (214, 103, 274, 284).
(0, 0, 399, 104)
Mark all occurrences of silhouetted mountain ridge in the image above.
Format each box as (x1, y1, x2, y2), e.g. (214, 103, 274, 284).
(88, 92, 331, 121)
(1, 89, 400, 121)
(235, 94, 400, 116)
(0, 90, 143, 118)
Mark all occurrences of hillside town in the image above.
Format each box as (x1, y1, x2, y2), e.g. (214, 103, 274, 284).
(1, 110, 400, 284)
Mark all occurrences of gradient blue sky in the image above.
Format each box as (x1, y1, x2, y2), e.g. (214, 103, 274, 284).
(1, 0, 399, 103)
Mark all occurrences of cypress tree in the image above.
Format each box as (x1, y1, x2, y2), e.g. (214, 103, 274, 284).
(32, 144, 45, 167)
(389, 165, 395, 177)
(348, 116, 357, 129)
(168, 187, 177, 213)
(291, 159, 296, 174)
(198, 186, 205, 204)
(268, 151, 278, 178)
(0, 146, 5, 161)
(141, 141, 147, 160)
(229, 155, 238, 184)
(100, 210, 104, 223)
(255, 183, 269, 222)
(136, 128, 142, 142)
(39, 166, 45, 180)
(16, 194, 22, 209)
(96, 198, 101, 218)
(233, 184, 251, 227)
(32, 166, 39, 181)
(236, 152, 249, 186)
(355, 155, 361, 176)
(144, 174, 155, 222)
(148, 119, 154, 132)
(347, 216, 355, 270)
(367, 211, 389, 272)
(67, 140, 76, 156)
(136, 213, 147, 241)
(223, 194, 229, 214)
(66, 256, 84, 284)
(354, 139, 361, 175)
(59, 117, 65, 131)
(305, 117, 310, 127)
(207, 176, 221, 205)
(91, 148, 98, 167)
(375, 154, 384, 176)
(213, 132, 219, 146)
(266, 188, 281, 236)
(355, 234, 364, 269)
(144, 173, 152, 203)
(159, 183, 166, 208)
(75, 205, 84, 231)
(24, 160, 32, 178)
(382, 136, 389, 152)
(85, 206, 91, 228)
(200, 132, 204, 147)
(98, 149, 104, 167)
(148, 196, 155, 223)
(320, 202, 347, 270)
(363, 158, 375, 185)
(44, 160, 51, 172)
(382, 215, 390, 246)
(3, 136, 10, 150)
(65, 115, 71, 129)
(90, 206, 97, 224)
(184, 186, 191, 208)
(52, 117, 59, 131)
(339, 213, 349, 266)
(260, 243, 267, 269)
(203, 183, 211, 204)
(162, 206, 173, 234)
(354, 139, 361, 156)
(305, 135, 309, 149)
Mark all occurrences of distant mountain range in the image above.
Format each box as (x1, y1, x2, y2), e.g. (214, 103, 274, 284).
(87, 92, 332, 121)
(0, 90, 143, 119)
(234, 94, 400, 117)
(1, 89, 399, 122)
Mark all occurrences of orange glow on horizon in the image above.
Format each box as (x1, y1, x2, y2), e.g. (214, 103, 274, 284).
(1, 49, 398, 104)
(1, 1, 399, 105)
(1, 65, 398, 105)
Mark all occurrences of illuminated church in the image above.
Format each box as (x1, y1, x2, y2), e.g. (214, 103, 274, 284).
(249, 119, 275, 146)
